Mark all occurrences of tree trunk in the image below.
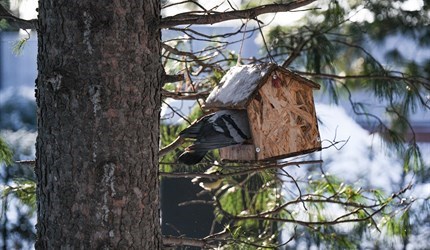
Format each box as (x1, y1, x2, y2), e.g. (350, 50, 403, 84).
(35, 1, 162, 249)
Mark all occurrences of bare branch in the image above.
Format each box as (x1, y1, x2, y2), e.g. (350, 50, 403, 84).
(295, 71, 430, 91)
(214, 184, 412, 228)
(169, 24, 247, 39)
(159, 160, 323, 179)
(282, 37, 312, 68)
(162, 0, 208, 12)
(163, 229, 230, 248)
(255, 17, 275, 63)
(162, 74, 184, 84)
(162, 100, 193, 124)
(295, 71, 395, 80)
(0, 4, 37, 29)
(178, 199, 213, 206)
(15, 160, 36, 165)
(163, 236, 213, 248)
(159, 136, 185, 158)
(280, 168, 307, 210)
(162, 90, 211, 100)
(160, 0, 317, 28)
(161, 43, 216, 71)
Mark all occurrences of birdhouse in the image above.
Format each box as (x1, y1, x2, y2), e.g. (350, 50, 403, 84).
(204, 63, 321, 162)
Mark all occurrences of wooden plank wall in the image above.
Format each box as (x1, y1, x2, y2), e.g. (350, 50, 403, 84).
(247, 71, 321, 160)
(219, 144, 256, 161)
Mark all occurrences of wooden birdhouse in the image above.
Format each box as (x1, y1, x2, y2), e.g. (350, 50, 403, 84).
(204, 63, 321, 162)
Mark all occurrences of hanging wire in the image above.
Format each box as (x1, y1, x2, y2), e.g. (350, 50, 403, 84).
(255, 17, 276, 64)
(237, 19, 249, 66)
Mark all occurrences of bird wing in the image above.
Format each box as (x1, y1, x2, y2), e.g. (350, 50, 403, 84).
(188, 133, 239, 151)
(179, 113, 214, 139)
(187, 110, 251, 152)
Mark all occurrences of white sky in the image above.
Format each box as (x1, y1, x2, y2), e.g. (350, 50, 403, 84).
(16, 0, 425, 27)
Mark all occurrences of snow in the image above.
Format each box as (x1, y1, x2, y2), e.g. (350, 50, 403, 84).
(12, 0, 38, 20)
(282, 103, 430, 249)
(205, 64, 273, 108)
(348, 7, 375, 23)
(0, 129, 36, 161)
(0, 86, 36, 131)
(316, 103, 403, 190)
(393, 0, 424, 11)
(413, 182, 430, 198)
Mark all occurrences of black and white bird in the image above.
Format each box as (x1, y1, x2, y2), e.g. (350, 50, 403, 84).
(178, 110, 252, 165)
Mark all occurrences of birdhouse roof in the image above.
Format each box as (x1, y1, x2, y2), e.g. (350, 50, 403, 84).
(204, 63, 320, 110)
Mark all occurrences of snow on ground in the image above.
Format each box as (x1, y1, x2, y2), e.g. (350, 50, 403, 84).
(316, 103, 404, 191)
(282, 103, 429, 249)
(0, 86, 36, 131)
(316, 103, 429, 202)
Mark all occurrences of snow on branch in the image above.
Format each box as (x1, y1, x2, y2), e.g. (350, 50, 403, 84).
(161, 90, 211, 100)
(160, 0, 316, 28)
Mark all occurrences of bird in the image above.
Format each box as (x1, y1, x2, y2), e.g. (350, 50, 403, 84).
(178, 110, 251, 165)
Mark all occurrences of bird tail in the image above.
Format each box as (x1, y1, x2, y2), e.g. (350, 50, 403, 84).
(178, 150, 207, 165)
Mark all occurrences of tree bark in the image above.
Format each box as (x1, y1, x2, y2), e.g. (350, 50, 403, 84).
(35, 1, 162, 249)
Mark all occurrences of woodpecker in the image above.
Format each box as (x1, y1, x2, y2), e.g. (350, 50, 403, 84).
(178, 110, 251, 165)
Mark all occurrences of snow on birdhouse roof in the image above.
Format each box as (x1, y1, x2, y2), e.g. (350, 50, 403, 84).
(205, 64, 275, 109)
(204, 63, 320, 110)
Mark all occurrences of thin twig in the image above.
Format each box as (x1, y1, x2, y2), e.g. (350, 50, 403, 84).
(162, 100, 192, 124)
(282, 37, 312, 68)
(280, 169, 307, 211)
(256, 17, 275, 63)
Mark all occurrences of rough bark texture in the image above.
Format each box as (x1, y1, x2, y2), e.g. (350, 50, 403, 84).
(35, 1, 162, 249)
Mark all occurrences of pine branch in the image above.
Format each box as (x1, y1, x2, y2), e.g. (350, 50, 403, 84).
(160, 0, 316, 28)
(295, 71, 430, 91)
(0, 3, 37, 29)
(215, 184, 412, 227)
(282, 37, 312, 68)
